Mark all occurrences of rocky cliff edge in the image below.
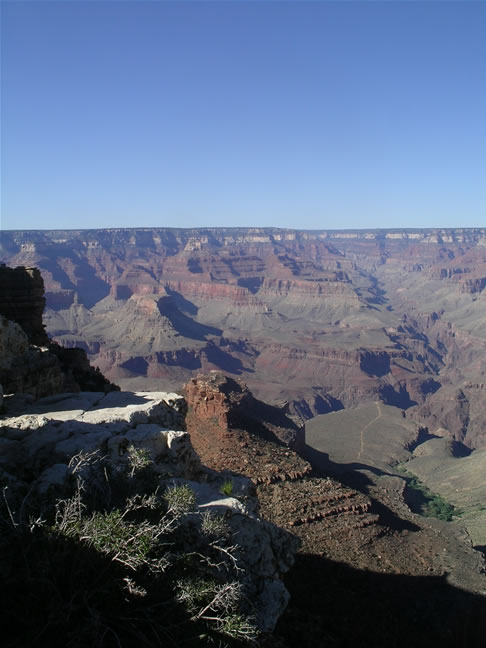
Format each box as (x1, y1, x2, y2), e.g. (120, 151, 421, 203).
(0, 388, 299, 636)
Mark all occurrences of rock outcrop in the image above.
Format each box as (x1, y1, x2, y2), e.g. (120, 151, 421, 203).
(0, 314, 65, 398)
(186, 371, 305, 451)
(0, 389, 299, 634)
(0, 265, 48, 345)
(184, 375, 387, 558)
(0, 265, 117, 398)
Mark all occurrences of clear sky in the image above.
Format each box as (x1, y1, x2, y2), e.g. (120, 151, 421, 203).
(1, 0, 485, 231)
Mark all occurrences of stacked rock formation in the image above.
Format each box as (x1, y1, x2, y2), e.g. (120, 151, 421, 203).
(186, 371, 305, 451)
(185, 372, 379, 554)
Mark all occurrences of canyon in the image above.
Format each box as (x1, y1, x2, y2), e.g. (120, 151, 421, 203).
(1, 240, 486, 646)
(2, 227, 486, 543)
(1, 227, 485, 439)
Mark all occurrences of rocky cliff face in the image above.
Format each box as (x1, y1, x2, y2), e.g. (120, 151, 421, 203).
(0, 265, 117, 398)
(0, 265, 49, 346)
(0, 314, 65, 398)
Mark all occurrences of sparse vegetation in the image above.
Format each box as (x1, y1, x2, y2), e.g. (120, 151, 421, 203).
(201, 510, 230, 539)
(176, 577, 257, 641)
(424, 496, 458, 522)
(164, 482, 197, 515)
(0, 450, 258, 647)
(127, 445, 152, 477)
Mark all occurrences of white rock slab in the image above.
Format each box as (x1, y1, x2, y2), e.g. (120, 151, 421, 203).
(55, 430, 113, 457)
(0, 414, 52, 440)
(25, 392, 105, 421)
(107, 423, 169, 462)
(79, 391, 185, 429)
(37, 463, 70, 493)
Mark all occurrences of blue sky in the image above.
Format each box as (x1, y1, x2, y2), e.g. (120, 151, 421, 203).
(2, 0, 485, 231)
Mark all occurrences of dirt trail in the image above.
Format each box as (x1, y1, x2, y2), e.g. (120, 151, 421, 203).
(357, 401, 382, 460)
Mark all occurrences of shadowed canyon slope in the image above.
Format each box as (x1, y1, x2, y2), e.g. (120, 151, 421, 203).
(184, 372, 486, 647)
(2, 226, 486, 445)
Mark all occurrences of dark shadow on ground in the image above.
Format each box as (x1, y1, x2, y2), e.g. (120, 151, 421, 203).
(204, 342, 254, 375)
(272, 553, 486, 648)
(40, 253, 111, 309)
(303, 444, 391, 486)
(154, 348, 202, 370)
(379, 383, 417, 408)
(119, 357, 150, 375)
(405, 426, 441, 452)
(0, 522, 247, 648)
(157, 296, 222, 340)
(237, 277, 264, 294)
(164, 287, 199, 316)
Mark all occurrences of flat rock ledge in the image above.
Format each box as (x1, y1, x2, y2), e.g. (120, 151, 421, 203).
(0, 390, 299, 633)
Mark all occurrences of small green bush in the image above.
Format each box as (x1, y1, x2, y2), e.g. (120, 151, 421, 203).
(164, 483, 197, 516)
(200, 510, 230, 539)
(424, 497, 457, 522)
(221, 614, 258, 642)
(401, 469, 459, 522)
(176, 577, 257, 641)
(220, 480, 234, 497)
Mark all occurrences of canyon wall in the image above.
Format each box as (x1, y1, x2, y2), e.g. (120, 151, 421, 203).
(1, 227, 486, 447)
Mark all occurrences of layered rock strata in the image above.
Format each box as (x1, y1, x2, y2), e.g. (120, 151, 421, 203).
(2, 227, 486, 449)
(185, 373, 383, 556)
(186, 371, 305, 452)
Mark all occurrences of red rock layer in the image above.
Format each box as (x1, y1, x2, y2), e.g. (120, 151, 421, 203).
(185, 371, 305, 452)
